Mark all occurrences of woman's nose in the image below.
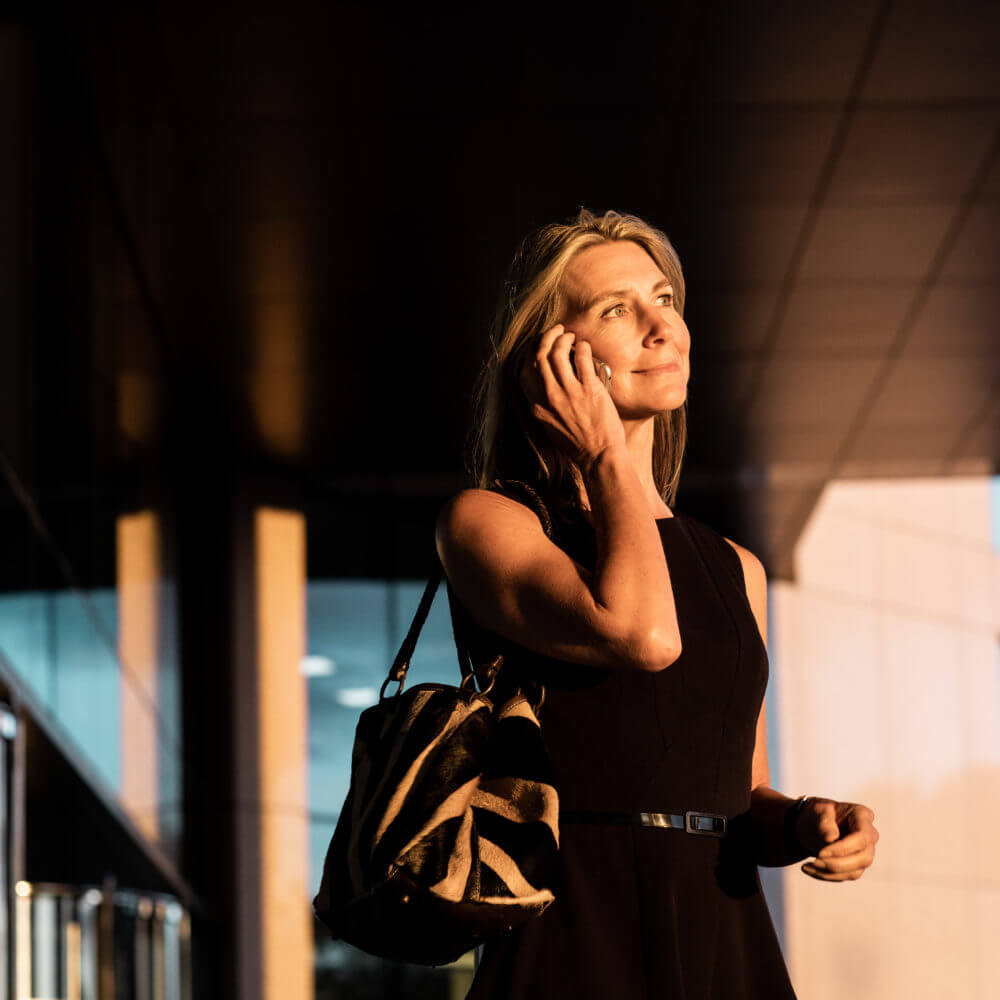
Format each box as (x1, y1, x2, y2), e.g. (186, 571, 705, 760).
(644, 311, 677, 343)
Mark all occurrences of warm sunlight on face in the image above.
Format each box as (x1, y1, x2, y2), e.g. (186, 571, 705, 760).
(560, 240, 690, 419)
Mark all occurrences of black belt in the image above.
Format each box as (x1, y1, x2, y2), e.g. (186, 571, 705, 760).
(560, 809, 727, 837)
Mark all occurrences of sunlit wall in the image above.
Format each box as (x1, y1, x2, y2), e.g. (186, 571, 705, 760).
(772, 475, 1000, 998)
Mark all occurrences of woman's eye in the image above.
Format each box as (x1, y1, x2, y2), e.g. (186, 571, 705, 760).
(601, 292, 671, 318)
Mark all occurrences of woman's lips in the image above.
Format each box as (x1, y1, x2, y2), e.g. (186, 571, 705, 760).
(634, 363, 681, 374)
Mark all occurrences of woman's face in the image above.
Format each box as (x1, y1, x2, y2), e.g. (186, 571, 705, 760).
(559, 240, 690, 419)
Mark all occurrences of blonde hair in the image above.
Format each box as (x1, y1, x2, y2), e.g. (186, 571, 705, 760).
(466, 207, 688, 519)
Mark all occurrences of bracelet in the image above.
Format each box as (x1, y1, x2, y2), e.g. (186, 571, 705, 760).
(783, 795, 812, 860)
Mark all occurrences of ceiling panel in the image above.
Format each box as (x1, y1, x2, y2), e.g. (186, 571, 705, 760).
(905, 282, 1000, 357)
(953, 389, 1000, 461)
(983, 154, 1000, 196)
(939, 203, 1000, 280)
(682, 204, 809, 284)
(862, 0, 1000, 101)
(845, 422, 974, 465)
(694, 1, 882, 104)
(798, 203, 957, 280)
(742, 426, 844, 466)
(865, 357, 995, 423)
(746, 357, 885, 426)
(827, 108, 997, 204)
(774, 281, 914, 356)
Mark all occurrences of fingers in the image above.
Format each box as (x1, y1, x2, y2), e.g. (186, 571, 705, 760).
(813, 841, 874, 868)
(800, 859, 870, 881)
(520, 324, 566, 402)
(518, 323, 625, 465)
(815, 801, 841, 844)
(803, 824, 878, 882)
(531, 323, 596, 397)
(550, 327, 579, 389)
(572, 338, 598, 384)
(802, 842, 875, 880)
(799, 799, 879, 883)
(532, 325, 561, 392)
(816, 826, 875, 860)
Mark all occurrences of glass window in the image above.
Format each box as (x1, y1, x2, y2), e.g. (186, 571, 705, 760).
(307, 577, 476, 998)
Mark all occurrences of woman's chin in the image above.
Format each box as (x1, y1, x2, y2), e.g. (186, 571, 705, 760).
(639, 385, 687, 410)
(617, 397, 686, 420)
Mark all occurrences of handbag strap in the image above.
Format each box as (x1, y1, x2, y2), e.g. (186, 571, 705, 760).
(379, 480, 553, 702)
(445, 572, 499, 691)
(492, 478, 553, 538)
(379, 560, 444, 700)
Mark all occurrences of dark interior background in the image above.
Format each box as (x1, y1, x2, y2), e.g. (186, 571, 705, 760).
(5, 0, 995, 593)
(1, 1, 998, 996)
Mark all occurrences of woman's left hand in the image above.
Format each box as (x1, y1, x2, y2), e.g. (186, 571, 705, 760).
(797, 797, 879, 882)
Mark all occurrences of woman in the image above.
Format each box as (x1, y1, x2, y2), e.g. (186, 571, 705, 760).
(436, 208, 879, 998)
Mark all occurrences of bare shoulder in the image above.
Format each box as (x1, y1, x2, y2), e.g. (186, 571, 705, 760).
(721, 535, 766, 589)
(435, 488, 546, 566)
(436, 488, 542, 539)
(722, 534, 758, 570)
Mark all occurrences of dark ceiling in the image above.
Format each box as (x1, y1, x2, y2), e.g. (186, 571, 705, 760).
(3, 0, 998, 582)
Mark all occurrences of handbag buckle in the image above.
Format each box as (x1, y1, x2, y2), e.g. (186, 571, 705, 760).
(460, 669, 497, 698)
(379, 674, 404, 701)
(685, 810, 727, 836)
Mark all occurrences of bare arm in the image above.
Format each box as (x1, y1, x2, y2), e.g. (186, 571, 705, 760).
(436, 478, 680, 673)
(579, 443, 682, 664)
(437, 325, 681, 673)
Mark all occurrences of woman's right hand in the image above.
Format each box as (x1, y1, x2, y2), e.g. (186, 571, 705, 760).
(518, 324, 627, 473)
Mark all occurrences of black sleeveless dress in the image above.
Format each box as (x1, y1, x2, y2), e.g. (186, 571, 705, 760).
(458, 503, 799, 999)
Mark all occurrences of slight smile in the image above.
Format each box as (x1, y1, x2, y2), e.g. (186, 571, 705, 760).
(633, 363, 681, 374)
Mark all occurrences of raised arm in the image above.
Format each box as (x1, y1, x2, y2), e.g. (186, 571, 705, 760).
(436, 325, 682, 673)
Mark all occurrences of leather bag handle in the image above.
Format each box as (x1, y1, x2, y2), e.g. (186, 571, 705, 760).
(379, 561, 444, 700)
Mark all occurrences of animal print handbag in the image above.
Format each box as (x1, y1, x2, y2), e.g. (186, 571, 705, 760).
(312, 482, 561, 966)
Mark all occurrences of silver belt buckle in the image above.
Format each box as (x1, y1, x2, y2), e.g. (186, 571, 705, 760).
(685, 810, 727, 836)
(638, 811, 675, 829)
